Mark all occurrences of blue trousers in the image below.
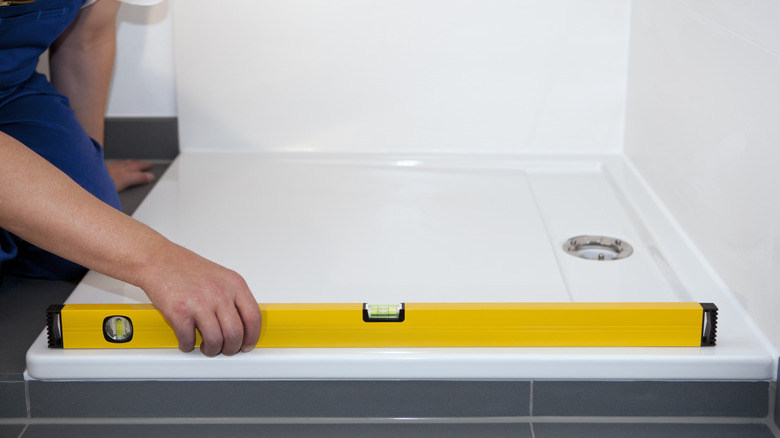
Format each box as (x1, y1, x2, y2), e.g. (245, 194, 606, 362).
(1, 0, 120, 280)
(0, 74, 121, 280)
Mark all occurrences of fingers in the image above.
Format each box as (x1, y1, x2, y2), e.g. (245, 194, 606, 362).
(179, 282, 258, 356)
(106, 159, 155, 192)
(213, 305, 245, 356)
(236, 291, 262, 353)
(195, 311, 225, 357)
(172, 302, 249, 357)
(170, 317, 197, 353)
(141, 248, 261, 358)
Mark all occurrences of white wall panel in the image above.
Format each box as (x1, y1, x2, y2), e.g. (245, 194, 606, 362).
(172, 0, 630, 153)
(107, 1, 177, 116)
(685, 0, 780, 56)
(625, 0, 780, 355)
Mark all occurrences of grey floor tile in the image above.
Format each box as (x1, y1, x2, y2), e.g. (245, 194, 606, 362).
(533, 381, 769, 417)
(21, 422, 531, 438)
(0, 425, 24, 438)
(0, 277, 79, 378)
(0, 381, 29, 418)
(533, 422, 775, 438)
(29, 380, 529, 418)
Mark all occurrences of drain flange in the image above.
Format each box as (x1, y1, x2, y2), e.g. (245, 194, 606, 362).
(563, 235, 633, 261)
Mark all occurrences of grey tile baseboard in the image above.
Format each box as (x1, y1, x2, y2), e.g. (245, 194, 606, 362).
(27, 380, 530, 419)
(23, 379, 774, 420)
(532, 380, 769, 418)
(532, 423, 775, 438)
(103, 117, 179, 160)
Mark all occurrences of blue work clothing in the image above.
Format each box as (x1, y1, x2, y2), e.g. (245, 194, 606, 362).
(0, 0, 121, 280)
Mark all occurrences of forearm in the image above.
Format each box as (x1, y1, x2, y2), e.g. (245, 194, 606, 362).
(49, 0, 120, 145)
(0, 131, 163, 286)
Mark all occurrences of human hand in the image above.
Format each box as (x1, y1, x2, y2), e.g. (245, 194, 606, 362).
(1, 132, 259, 355)
(106, 159, 155, 192)
(139, 246, 262, 356)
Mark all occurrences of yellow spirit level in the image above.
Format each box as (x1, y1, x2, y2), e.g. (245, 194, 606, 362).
(47, 302, 718, 349)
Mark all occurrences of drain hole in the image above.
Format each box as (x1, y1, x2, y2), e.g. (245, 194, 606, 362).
(563, 235, 633, 261)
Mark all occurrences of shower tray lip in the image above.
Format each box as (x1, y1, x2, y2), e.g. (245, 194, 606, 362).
(24, 152, 775, 381)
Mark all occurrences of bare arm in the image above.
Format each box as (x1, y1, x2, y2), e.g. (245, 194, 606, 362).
(49, 0, 153, 191)
(0, 132, 261, 356)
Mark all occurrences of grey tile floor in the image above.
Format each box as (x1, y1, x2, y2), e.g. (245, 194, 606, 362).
(1, 159, 778, 438)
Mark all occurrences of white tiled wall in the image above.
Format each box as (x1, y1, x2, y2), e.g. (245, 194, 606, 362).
(624, 0, 780, 355)
(172, 0, 630, 153)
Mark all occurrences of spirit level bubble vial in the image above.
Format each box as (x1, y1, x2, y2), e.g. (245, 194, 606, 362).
(363, 303, 405, 322)
(47, 302, 718, 349)
(103, 315, 133, 343)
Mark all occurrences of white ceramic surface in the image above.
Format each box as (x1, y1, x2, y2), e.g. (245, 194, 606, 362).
(25, 153, 774, 380)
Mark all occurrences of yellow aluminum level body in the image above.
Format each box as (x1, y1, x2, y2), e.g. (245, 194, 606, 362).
(49, 302, 716, 349)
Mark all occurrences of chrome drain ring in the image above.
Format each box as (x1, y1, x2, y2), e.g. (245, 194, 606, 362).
(563, 235, 633, 261)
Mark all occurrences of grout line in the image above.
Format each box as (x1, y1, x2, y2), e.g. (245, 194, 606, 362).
(0, 417, 524, 426)
(766, 379, 780, 438)
(525, 416, 771, 425)
(769, 421, 780, 438)
(0, 416, 774, 426)
(15, 424, 27, 438)
(23, 380, 30, 419)
(528, 381, 536, 438)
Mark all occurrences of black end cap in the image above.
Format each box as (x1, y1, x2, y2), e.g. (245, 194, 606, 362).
(700, 303, 718, 347)
(46, 305, 65, 348)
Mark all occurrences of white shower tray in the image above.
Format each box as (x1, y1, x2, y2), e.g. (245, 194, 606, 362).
(25, 153, 774, 380)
